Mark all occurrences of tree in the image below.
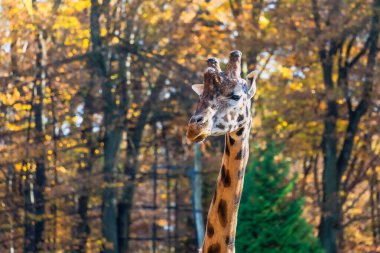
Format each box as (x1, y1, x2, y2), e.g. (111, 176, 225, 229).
(249, 0, 380, 251)
(308, 1, 380, 252)
(0, 0, 379, 252)
(237, 143, 323, 253)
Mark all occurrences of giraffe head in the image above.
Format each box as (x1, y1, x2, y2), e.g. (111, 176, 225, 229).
(187, 50, 257, 143)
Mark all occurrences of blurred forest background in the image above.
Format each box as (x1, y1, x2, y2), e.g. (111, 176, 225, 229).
(0, 0, 379, 252)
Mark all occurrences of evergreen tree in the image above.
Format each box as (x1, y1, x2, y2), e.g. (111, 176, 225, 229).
(236, 143, 323, 253)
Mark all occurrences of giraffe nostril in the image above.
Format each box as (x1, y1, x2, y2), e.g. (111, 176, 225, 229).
(190, 115, 204, 124)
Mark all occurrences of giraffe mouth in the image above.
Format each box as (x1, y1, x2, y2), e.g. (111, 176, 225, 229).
(186, 130, 208, 143)
(192, 133, 207, 143)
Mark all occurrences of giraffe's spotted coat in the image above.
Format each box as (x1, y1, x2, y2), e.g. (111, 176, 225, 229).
(234, 192, 242, 207)
(225, 141, 230, 156)
(207, 223, 215, 237)
(207, 243, 221, 253)
(236, 127, 244, 136)
(187, 51, 256, 253)
(237, 169, 244, 180)
(235, 149, 244, 160)
(217, 199, 228, 227)
(229, 136, 235, 146)
(221, 165, 231, 187)
(213, 188, 217, 204)
(226, 236, 235, 247)
(230, 111, 236, 121)
(216, 123, 225, 130)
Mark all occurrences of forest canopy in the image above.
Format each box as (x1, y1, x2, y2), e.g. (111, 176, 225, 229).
(0, 0, 379, 252)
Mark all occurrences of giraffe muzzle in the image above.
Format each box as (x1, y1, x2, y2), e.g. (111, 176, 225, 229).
(186, 115, 211, 143)
(186, 125, 208, 143)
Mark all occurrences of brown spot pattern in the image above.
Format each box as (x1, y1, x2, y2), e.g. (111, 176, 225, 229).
(221, 165, 231, 187)
(236, 127, 244, 136)
(225, 142, 230, 156)
(230, 111, 236, 121)
(218, 199, 228, 227)
(238, 169, 244, 180)
(229, 135, 235, 146)
(216, 123, 225, 130)
(207, 243, 221, 253)
(207, 223, 215, 237)
(225, 236, 235, 247)
(235, 149, 244, 160)
(237, 114, 244, 122)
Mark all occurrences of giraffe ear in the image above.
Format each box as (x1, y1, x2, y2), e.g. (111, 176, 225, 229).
(246, 70, 258, 99)
(192, 84, 204, 96)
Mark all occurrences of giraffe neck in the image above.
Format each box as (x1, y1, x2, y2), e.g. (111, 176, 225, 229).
(202, 124, 250, 253)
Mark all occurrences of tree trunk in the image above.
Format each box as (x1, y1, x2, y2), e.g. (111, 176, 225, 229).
(117, 75, 166, 253)
(318, 58, 339, 253)
(101, 122, 122, 253)
(89, 1, 124, 252)
(318, 1, 380, 251)
(73, 86, 96, 253)
(24, 28, 48, 253)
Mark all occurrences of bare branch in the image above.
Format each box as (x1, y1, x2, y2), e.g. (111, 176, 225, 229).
(311, 0, 322, 35)
(347, 37, 371, 68)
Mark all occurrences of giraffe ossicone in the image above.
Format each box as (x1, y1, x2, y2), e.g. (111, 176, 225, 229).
(187, 50, 257, 143)
(187, 50, 257, 253)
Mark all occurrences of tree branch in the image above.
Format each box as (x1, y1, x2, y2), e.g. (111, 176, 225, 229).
(311, 0, 322, 35)
(347, 36, 371, 68)
(337, 0, 380, 179)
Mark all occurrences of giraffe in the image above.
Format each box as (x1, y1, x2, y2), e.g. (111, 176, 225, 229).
(187, 50, 257, 253)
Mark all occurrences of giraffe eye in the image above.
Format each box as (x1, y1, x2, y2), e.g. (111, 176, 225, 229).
(229, 94, 241, 101)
